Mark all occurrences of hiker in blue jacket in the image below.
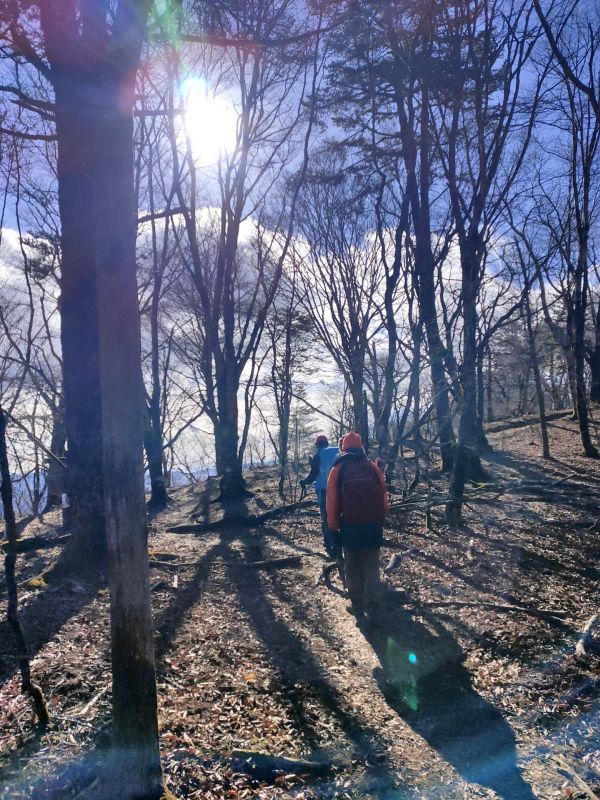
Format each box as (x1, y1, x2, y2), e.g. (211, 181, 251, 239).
(300, 434, 340, 562)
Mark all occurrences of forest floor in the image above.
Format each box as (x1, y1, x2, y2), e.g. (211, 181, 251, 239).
(1, 414, 600, 800)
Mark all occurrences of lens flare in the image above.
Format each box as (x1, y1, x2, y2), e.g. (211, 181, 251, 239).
(181, 77, 237, 166)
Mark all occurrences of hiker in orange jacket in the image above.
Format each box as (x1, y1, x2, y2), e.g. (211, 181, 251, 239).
(326, 432, 388, 620)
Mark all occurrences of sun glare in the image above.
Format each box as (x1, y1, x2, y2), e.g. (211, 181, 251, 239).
(181, 78, 237, 166)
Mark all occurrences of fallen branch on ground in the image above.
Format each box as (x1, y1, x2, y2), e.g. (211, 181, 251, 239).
(420, 599, 568, 622)
(149, 558, 206, 569)
(231, 749, 337, 781)
(223, 556, 302, 569)
(73, 685, 109, 717)
(0, 533, 71, 553)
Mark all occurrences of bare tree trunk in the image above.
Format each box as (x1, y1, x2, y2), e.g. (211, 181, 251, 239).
(386, 321, 422, 485)
(144, 412, 167, 508)
(446, 243, 486, 525)
(94, 95, 163, 798)
(475, 346, 490, 451)
(573, 241, 600, 458)
(43, 409, 66, 513)
(349, 370, 368, 445)
(215, 364, 246, 500)
(1, 408, 49, 729)
(486, 349, 494, 422)
(54, 92, 106, 562)
(276, 309, 293, 500)
(524, 296, 551, 459)
(590, 310, 600, 403)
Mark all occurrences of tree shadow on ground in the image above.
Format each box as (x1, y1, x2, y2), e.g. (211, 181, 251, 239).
(0, 576, 100, 688)
(363, 598, 536, 800)
(225, 538, 411, 798)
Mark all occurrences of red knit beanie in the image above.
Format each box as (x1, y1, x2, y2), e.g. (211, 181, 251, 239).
(341, 431, 363, 451)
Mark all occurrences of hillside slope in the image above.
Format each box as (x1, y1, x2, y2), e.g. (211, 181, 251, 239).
(1, 415, 599, 799)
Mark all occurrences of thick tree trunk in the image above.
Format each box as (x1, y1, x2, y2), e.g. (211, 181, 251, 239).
(446, 242, 485, 525)
(94, 96, 163, 798)
(214, 367, 246, 500)
(349, 372, 368, 445)
(43, 409, 66, 512)
(54, 90, 106, 562)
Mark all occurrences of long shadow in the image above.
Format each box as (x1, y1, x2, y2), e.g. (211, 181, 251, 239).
(363, 599, 536, 799)
(225, 538, 410, 798)
(153, 537, 224, 662)
(0, 577, 100, 688)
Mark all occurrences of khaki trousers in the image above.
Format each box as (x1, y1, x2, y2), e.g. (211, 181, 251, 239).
(343, 547, 380, 611)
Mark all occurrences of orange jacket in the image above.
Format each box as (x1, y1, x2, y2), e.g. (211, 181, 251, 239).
(326, 456, 388, 532)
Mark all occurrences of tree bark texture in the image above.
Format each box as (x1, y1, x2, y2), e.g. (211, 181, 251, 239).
(53, 85, 106, 560)
(446, 241, 485, 525)
(38, 3, 164, 795)
(94, 92, 163, 798)
(43, 408, 66, 512)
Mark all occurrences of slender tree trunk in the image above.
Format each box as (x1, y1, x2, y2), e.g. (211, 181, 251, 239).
(525, 308, 551, 460)
(143, 411, 167, 508)
(573, 259, 598, 456)
(386, 322, 422, 485)
(144, 282, 168, 508)
(590, 343, 600, 404)
(486, 349, 494, 422)
(53, 90, 106, 563)
(1, 408, 49, 730)
(277, 353, 292, 500)
(43, 408, 66, 512)
(94, 94, 163, 798)
(475, 347, 490, 451)
(590, 298, 600, 403)
(417, 269, 454, 471)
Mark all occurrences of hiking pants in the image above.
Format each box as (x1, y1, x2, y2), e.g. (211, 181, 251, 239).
(343, 547, 380, 612)
(318, 490, 342, 561)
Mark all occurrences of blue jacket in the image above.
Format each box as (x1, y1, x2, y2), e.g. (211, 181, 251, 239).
(304, 446, 339, 493)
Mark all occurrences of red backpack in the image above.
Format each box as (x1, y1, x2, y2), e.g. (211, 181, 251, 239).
(338, 457, 385, 525)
